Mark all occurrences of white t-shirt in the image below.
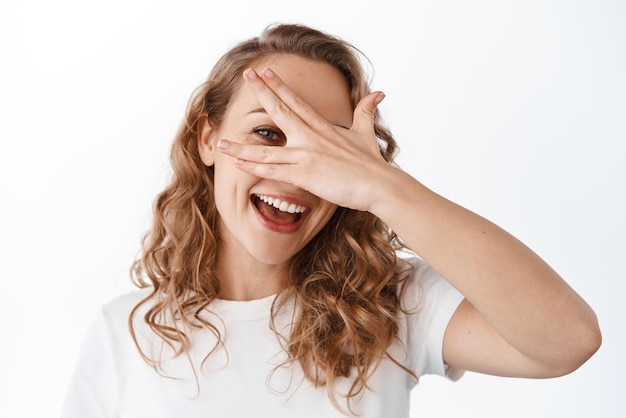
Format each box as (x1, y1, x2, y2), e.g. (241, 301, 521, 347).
(61, 258, 464, 418)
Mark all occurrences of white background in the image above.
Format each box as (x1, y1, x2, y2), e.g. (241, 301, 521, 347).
(1, 0, 624, 417)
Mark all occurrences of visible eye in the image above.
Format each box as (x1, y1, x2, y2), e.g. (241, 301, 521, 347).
(253, 126, 285, 145)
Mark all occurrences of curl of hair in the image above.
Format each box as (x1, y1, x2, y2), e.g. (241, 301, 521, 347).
(130, 23, 414, 413)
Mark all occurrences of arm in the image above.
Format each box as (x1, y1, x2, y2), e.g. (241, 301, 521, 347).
(218, 67, 601, 378)
(371, 167, 601, 377)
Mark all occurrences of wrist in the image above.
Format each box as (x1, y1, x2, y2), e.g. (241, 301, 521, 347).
(366, 165, 426, 221)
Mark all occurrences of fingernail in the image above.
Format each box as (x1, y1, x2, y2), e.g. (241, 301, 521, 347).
(244, 68, 258, 80)
(262, 67, 274, 79)
(374, 92, 386, 106)
(217, 139, 231, 150)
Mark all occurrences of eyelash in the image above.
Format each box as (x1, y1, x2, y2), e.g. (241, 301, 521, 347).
(253, 126, 285, 144)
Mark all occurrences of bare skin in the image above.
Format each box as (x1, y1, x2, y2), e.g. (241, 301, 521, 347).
(197, 55, 349, 301)
(213, 54, 601, 378)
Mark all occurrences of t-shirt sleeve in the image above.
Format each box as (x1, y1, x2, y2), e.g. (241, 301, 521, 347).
(400, 257, 465, 381)
(60, 306, 118, 418)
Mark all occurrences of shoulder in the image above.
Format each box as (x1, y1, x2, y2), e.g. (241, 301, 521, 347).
(83, 288, 154, 342)
(101, 287, 153, 321)
(61, 288, 156, 417)
(400, 256, 463, 311)
(395, 256, 465, 378)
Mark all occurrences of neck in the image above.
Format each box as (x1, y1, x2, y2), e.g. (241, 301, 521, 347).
(215, 252, 289, 301)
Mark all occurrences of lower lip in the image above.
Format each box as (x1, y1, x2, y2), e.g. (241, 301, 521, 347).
(251, 197, 309, 234)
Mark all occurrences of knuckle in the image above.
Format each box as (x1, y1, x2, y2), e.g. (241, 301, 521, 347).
(292, 94, 307, 108)
(265, 164, 278, 177)
(360, 103, 375, 118)
(274, 100, 291, 116)
(299, 150, 315, 166)
(261, 146, 273, 160)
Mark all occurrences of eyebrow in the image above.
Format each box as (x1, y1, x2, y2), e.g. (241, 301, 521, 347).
(246, 108, 267, 115)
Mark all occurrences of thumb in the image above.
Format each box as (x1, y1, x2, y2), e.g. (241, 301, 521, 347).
(351, 91, 385, 133)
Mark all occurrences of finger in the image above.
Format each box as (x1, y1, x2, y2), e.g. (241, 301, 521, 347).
(351, 91, 385, 134)
(233, 158, 299, 185)
(259, 67, 327, 128)
(244, 68, 328, 133)
(217, 139, 300, 164)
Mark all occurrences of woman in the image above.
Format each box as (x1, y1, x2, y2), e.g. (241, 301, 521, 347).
(62, 23, 601, 417)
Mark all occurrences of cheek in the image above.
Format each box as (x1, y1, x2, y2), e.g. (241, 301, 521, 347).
(212, 157, 256, 205)
(211, 160, 237, 207)
(313, 203, 338, 231)
(213, 150, 241, 183)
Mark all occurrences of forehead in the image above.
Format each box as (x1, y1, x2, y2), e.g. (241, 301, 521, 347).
(226, 54, 353, 127)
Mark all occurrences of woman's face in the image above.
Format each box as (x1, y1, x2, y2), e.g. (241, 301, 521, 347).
(199, 53, 354, 270)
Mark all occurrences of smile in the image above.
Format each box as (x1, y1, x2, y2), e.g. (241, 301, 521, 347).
(255, 194, 307, 214)
(251, 194, 310, 233)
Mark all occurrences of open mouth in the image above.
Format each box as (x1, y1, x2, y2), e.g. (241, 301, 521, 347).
(252, 194, 308, 226)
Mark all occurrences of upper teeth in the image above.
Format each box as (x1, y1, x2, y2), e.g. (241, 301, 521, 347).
(256, 194, 307, 214)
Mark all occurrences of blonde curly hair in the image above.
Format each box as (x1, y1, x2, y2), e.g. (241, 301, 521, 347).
(130, 23, 414, 413)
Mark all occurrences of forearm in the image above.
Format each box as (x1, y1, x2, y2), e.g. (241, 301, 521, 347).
(370, 165, 600, 371)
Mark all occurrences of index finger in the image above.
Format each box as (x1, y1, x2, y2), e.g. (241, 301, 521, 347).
(243, 67, 331, 134)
